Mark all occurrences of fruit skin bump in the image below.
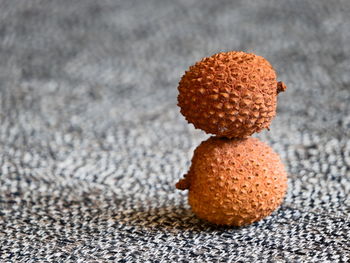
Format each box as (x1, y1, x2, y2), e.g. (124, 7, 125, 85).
(176, 137, 287, 226)
(177, 51, 286, 138)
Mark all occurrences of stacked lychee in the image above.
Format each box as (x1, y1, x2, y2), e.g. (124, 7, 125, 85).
(176, 51, 288, 226)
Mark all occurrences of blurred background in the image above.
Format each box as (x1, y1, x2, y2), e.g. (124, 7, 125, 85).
(0, 0, 349, 262)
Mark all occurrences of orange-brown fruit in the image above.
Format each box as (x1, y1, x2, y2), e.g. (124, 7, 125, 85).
(177, 51, 287, 138)
(176, 137, 288, 226)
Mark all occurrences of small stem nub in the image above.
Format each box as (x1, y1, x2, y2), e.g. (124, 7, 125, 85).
(277, 81, 287, 94)
(176, 175, 190, 190)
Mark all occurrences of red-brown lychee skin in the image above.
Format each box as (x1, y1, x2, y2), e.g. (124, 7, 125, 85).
(176, 137, 288, 226)
(177, 51, 286, 138)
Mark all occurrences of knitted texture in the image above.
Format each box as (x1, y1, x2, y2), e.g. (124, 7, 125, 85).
(0, 0, 349, 262)
(178, 51, 285, 138)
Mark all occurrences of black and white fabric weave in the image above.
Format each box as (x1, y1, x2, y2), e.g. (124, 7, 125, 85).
(0, 0, 349, 262)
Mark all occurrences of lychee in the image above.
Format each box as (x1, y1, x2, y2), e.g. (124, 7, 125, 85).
(177, 51, 286, 138)
(176, 137, 287, 226)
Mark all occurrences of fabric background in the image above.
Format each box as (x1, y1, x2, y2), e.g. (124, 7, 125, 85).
(1, 0, 350, 262)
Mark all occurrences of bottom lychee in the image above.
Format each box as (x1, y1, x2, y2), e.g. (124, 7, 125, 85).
(176, 137, 287, 226)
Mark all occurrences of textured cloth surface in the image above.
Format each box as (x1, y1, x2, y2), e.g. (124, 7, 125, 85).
(0, 0, 350, 262)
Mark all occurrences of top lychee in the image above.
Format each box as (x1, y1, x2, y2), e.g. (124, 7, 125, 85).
(177, 51, 286, 138)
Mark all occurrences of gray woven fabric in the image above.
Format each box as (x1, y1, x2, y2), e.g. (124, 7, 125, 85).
(1, 0, 350, 262)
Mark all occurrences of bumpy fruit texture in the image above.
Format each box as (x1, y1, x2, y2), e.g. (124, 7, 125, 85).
(176, 137, 287, 226)
(178, 51, 286, 138)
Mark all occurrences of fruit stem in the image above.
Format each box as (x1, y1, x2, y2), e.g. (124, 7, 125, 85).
(277, 81, 287, 94)
(176, 175, 190, 190)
